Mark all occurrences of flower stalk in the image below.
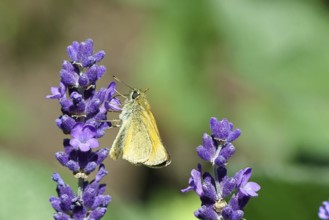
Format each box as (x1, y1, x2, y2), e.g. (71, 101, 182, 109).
(47, 39, 121, 220)
(182, 117, 260, 220)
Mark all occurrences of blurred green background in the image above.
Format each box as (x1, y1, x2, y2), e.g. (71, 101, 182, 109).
(1, 0, 329, 219)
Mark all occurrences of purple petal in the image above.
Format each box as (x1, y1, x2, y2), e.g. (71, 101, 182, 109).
(59, 194, 72, 212)
(95, 121, 110, 138)
(240, 182, 260, 197)
(83, 57, 96, 67)
(85, 66, 98, 84)
(67, 41, 79, 61)
(87, 98, 102, 115)
(59, 82, 66, 94)
(92, 195, 112, 209)
(96, 148, 110, 164)
(60, 69, 78, 87)
(84, 39, 94, 57)
(52, 173, 65, 186)
(106, 82, 116, 99)
(214, 143, 235, 166)
(54, 212, 70, 220)
(79, 142, 92, 152)
(49, 196, 62, 212)
(46, 86, 62, 99)
(221, 176, 237, 198)
(93, 51, 106, 63)
(77, 40, 93, 63)
(84, 162, 98, 173)
(231, 210, 244, 220)
(57, 186, 75, 200)
(201, 177, 218, 203)
(181, 186, 193, 193)
(196, 133, 216, 162)
(98, 184, 106, 195)
(196, 145, 211, 162)
(94, 88, 106, 103)
(96, 65, 106, 79)
(82, 125, 97, 139)
(210, 117, 229, 140)
(221, 143, 236, 159)
(59, 98, 73, 113)
(75, 101, 87, 114)
(55, 152, 69, 166)
(221, 205, 233, 219)
(70, 123, 84, 138)
(78, 75, 89, 87)
(70, 139, 81, 149)
(181, 165, 203, 196)
(105, 98, 121, 111)
(56, 115, 76, 134)
(222, 204, 244, 220)
(71, 92, 82, 103)
(191, 165, 203, 196)
(92, 196, 111, 211)
(95, 165, 108, 182)
(214, 155, 226, 167)
(83, 186, 97, 208)
(227, 129, 241, 142)
(194, 205, 218, 220)
(66, 160, 80, 172)
(62, 60, 74, 71)
(319, 201, 329, 219)
(89, 207, 107, 219)
(236, 167, 252, 187)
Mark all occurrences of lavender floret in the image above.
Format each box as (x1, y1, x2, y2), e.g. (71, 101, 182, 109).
(319, 201, 329, 219)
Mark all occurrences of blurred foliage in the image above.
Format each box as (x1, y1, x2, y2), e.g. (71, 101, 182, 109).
(0, 150, 54, 219)
(0, 87, 27, 140)
(0, 0, 72, 64)
(135, 0, 329, 166)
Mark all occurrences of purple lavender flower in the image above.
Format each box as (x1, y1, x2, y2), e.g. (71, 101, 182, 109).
(50, 167, 111, 220)
(196, 118, 240, 167)
(182, 117, 260, 220)
(47, 83, 66, 99)
(319, 201, 329, 219)
(48, 39, 120, 219)
(70, 123, 99, 152)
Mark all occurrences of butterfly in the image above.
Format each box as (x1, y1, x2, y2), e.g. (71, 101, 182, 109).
(110, 85, 171, 168)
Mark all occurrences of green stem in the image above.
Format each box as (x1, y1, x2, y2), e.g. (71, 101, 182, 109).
(77, 178, 84, 197)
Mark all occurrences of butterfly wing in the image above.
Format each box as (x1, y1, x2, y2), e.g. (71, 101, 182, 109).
(142, 110, 171, 168)
(110, 104, 152, 164)
(121, 110, 154, 164)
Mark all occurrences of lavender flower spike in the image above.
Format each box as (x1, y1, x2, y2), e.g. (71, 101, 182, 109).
(182, 117, 260, 220)
(48, 39, 121, 219)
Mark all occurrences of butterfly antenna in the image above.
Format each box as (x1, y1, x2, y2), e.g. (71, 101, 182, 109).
(113, 75, 134, 90)
(115, 89, 127, 99)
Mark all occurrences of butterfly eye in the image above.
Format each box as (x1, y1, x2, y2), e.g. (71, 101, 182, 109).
(132, 90, 139, 99)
